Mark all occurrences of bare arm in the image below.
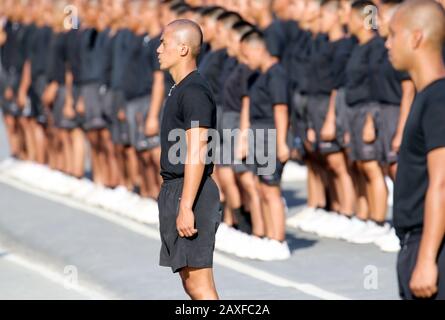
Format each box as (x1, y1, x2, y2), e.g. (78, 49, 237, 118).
(239, 96, 250, 132)
(176, 127, 209, 238)
(410, 147, 445, 298)
(393, 80, 416, 152)
(274, 104, 290, 163)
(235, 96, 250, 160)
(145, 71, 165, 136)
(17, 60, 31, 107)
(320, 90, 338, 141)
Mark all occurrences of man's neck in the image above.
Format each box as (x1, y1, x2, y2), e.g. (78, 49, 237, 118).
(147, 21, 162, 38)
(356, 29, 375, 45)
(170, 61, 198, 85)
(210, 38, 224, 51)
(257, 11, 273, 29)
(328, 23, 345, 42)
(260, 55, 278, 73)
(410, 50, 445, 92)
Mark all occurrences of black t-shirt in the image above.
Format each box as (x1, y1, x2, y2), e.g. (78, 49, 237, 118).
(160, 70, 217, 181)
(222, 62, 254, 113)
(308, 37, 356, 95)
(286, 29, 312, 91)
(345, 35, 384, 106)
(99, 29, 114, 87)
(249, 63, 289, 125)
(66, 28, 83, 86)
(29, 26, 52, 81)
(281, 21, 303, 76)
(122, 33, 161, 100)
(110, 28, 134, 91)
(371, 43, 410, 105)
(300, 33, 328, 94)
(262, 19, 286, 59)
(47, 32, 67, 85)
(198, 48, 228, 106)
(79, 28, 103, 84)
(394, 78, 445, 238)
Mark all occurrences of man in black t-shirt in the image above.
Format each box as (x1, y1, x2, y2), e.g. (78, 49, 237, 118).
(387, 0, 445, 300)
(157, 19, 220, 300)
(240, 30, 291, 260)
(376, 0, 415, 182)
(249, 0, 286, 60)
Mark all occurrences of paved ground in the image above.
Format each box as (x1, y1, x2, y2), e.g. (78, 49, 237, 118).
(0, 112, 400, 300)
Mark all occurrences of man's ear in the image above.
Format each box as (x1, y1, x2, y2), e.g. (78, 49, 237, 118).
(179, 44, 189, 57)
(411, 29, 423, 49)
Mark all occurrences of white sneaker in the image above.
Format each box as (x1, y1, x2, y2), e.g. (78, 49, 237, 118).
(215, 224, 244, 254)
(348, 221, 391, 244)
(286, 206, 317, 228)
(339, 217, 369, 241)
(0, 157, 17, 172)
(261, 239, 291, 261)
(374, 228, 401, 252)
(316, 214, 352, 239)
(299, 210, 336, 234)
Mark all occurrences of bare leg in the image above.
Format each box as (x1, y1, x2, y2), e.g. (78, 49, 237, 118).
(238, 171, 264, 237)
(101, 130, 120, 188)
(360, 160, 388, 223)
(179, 267, 219, 300)
(125, 146, 139, 191)
(351, 162, 369, 220)
(32, 122, 47, 164)
(325, 151, 356, 215)
(260, 183, 286, 241)
(71, 128, 85, 179)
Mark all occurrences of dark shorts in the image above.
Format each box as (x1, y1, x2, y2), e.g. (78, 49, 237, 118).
(2, 99, 21, 117)
(247, 122, 285, 186)
(347, 102, 382, 162)
(108, 90, 130, 146)
(158, 176, 221, 273)
(290, 90, 308, 158)
(307, 94, 344, 155)
(219, 110, 251, 174)
(125, 94, 160, 152)
(29, 75, 48, 124)
(397, 232, 445, 300)
(378, 104, 400, 165)
(335, 88, 350, 141)
(80, 83, 107, 131)
(53, 86, 79, 130)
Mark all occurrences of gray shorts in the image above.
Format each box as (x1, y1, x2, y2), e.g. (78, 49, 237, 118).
(378, 104, 400, 164)
(247, 122, 286, 186)
(290, 90, 309, 157)
(307, 94, 343, 154)
(107, 90, 129, 145)
(219, 111, 252, 174)
(80, 83, 107, 131)
(125, 94, 160, 151)
(29, 75, 49, 124)
(347, 102, 383, 162)
(53, 86, 79, 130)
(158, 176, 221, 273)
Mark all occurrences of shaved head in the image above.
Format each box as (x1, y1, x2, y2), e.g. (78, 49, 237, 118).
(393, 0, 445, 50)
(166, 19, 203, 57)
(386, 0, 445, 71)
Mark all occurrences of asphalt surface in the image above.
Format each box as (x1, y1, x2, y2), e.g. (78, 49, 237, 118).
(0, 112, 400, 300)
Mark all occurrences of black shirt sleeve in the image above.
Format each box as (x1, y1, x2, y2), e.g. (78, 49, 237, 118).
(181, 83, 216, 130)
(396, 70, 410, 82)
(422, 93, 445, 152)
(268, 67, 288, 105)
